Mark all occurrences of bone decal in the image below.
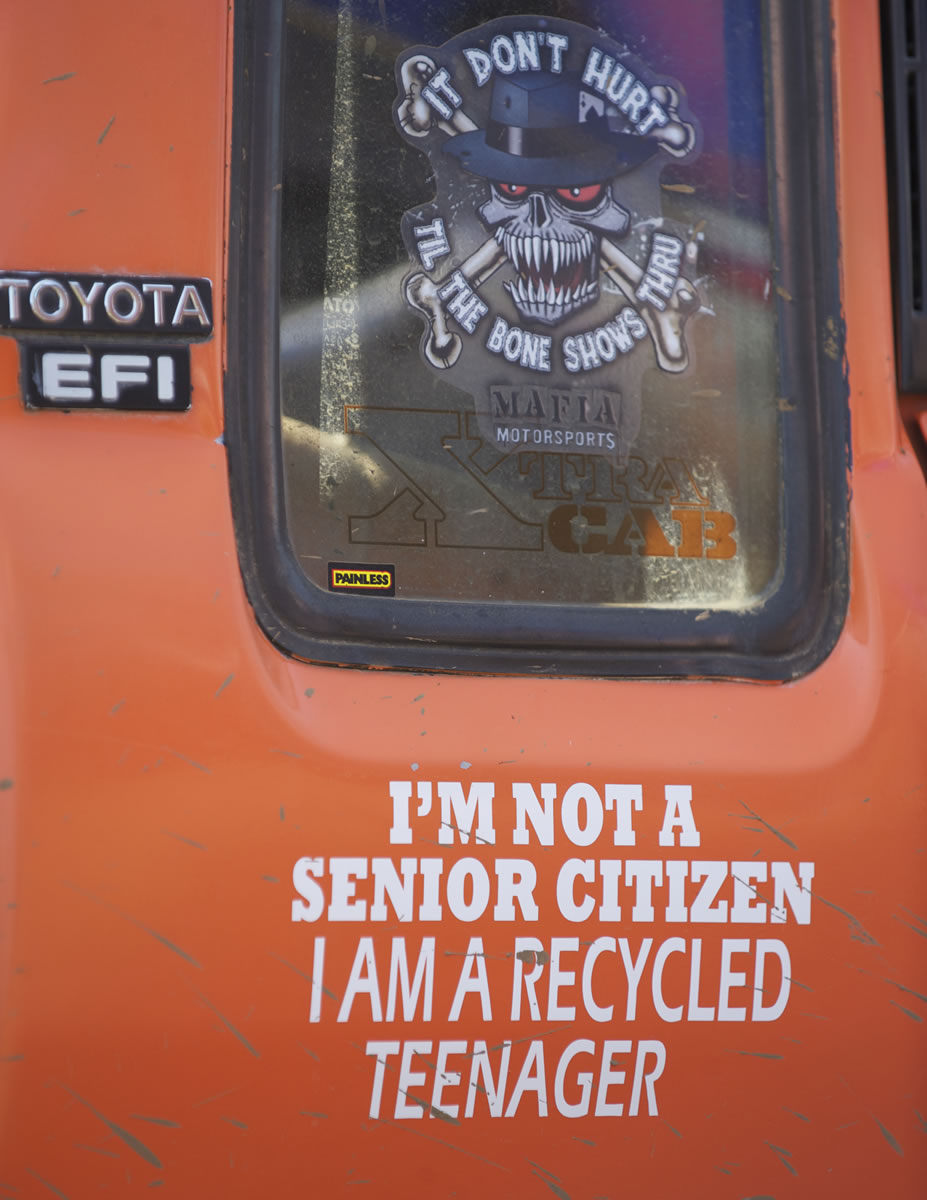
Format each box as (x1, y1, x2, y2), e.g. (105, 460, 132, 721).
(393, 16, 703, 456)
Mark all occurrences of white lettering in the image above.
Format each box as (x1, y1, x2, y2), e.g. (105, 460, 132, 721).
(718, 938, 749, 1021)
(370, 857, 416, 922)
(690, 861, 728, 922)
(618, 938, 652, 1021)
(546, 33, 568, 73)
(582, 937, 616, 1022)
(628, 1041, 666, 1115)
(30, 278, 70, 322)
(395, 1041, 431, 1119)
(664, 860, 689, 922)
(490, 34, 517, 75)
(100, 354, 150, 402)
(338, 937, 382, 1022)
(554, 1039, 595, 1117)
(69, 280, 104, 324)
(463, 48, 492, 87)
(493, 859, 539, 921)
(309, 936, 325, 1023)
(606, 784, 642, 846)
(104, 282, 143, 324)
(142, 281, 174, 324)
(561, 782, 604, 847)
(386, 937, 435, 1022)
(446, 858, 491, 922)
(557, 858, 595, 922)
(156, 354, 175, 402)
(687, 939, 715, 1021)
(752, 940, 791, 1021)
(659, 784, 700, 847)
(504, 1040, 547, 1117)
(594, 1040, 630, 1116)
(431, 1041, 466, 1119)
(328, 857, 367, 921)
(731, 862, 768, 923)
(171, 283, 209, 327)
(388, 780, 413, 844)
(437, 780, 495, 845)
(771, 861, 815, 924)
(448, 937, 492, 1021)
(0, 278, 29, 320)
(651, 937, 685, 1022)
(598, 859, 622, 921)
(511, 937, 545, 1021)
(547, 937, 579, 1021)
(465, 1041, 511, 1117)
(291, 856, 325, 922)
(40, 351, 92, 402)
(625, 860, 663, 921)
(513, 781, 556, 846)
(365, 1042, 400, 1118)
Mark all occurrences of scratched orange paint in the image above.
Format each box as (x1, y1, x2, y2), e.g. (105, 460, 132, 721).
(0, 2, 924, 1197)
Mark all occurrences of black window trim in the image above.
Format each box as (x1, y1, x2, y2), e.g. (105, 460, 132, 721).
(226, 0, 848, 680)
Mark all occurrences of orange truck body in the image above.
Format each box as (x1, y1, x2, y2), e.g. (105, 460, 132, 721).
(0, 2, 925, 1196)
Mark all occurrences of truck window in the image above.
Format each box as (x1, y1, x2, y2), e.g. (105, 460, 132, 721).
(228, 0, 847, 677)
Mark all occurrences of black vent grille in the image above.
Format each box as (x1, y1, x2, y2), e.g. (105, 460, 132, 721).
(884, 0, 927, 390)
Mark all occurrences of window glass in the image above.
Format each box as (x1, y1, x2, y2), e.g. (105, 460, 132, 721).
(279, 0, 779, 612)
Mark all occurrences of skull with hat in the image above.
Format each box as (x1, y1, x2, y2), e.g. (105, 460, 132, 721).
(444, 70, 657, 324)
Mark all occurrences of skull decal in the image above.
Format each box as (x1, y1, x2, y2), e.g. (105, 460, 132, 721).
(479, 181, 631, 325)
(393, 15, 702, 460)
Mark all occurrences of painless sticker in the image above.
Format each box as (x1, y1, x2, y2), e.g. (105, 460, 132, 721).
(329, 562, 396, 596)
(394, 16, 702, 459)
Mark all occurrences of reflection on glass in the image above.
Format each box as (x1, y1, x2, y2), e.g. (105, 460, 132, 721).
(280, 0, 779, 610)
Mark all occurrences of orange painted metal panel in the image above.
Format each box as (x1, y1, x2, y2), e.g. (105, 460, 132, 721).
(0, 1, 924, 1197)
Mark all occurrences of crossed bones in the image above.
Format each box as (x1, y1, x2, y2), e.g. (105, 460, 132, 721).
(399, 56, 700, 374)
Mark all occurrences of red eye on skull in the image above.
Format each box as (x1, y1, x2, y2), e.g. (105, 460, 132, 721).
(496, 183, 606, 207)
(555, 183, 606, 207)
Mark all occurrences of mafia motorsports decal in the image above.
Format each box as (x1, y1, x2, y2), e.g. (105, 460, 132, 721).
(394, 17, 702, 459)
(329, 562, 396, 596)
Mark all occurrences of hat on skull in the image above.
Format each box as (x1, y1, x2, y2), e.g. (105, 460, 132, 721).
(444, 71, 658, 186)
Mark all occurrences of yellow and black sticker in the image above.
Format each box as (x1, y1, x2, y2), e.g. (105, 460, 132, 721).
(328, 562, 395, 596)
